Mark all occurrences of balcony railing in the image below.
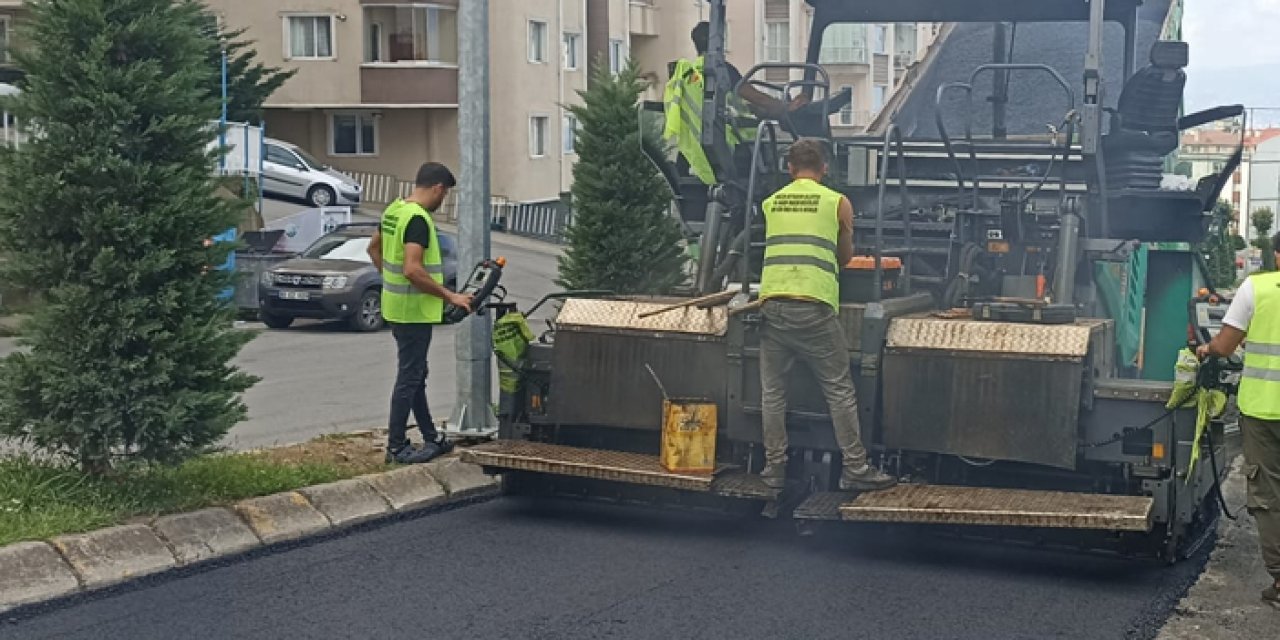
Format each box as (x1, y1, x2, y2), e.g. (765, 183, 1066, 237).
(819, 46, 868, 65)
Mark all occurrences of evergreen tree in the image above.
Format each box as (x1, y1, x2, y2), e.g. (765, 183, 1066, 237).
(1254, 208, 1276, 272)
(557, 59, 687, 294)
(0, 0, 257, 473)
(1202, 200, 1239, 288)
(197, 9, 295, 124)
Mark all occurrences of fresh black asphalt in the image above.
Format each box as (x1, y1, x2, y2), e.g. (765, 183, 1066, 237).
(3, 496, 1206, 640)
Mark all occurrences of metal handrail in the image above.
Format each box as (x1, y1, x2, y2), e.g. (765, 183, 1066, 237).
(934, 64, 1078, 203)
(741, 119, 782, 295)
(735, 62, 834, 142)
(874, 124, 914, 300)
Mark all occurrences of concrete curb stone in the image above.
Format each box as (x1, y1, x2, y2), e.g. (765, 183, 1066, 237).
(425, 457, 500, 499)
(234, 491, 331, 545)
(0, 542, 80, 614)
(0, 458, 499, 614)
(360, 465, 447, 511)
(299, 479, 392, 527)
(152, 508, 261, 566)
(50, 524, 177, 590)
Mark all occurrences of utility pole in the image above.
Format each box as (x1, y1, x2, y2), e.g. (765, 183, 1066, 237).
(450, 0, 496, 436)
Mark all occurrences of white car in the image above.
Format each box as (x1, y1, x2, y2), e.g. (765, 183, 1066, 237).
(262, 138, 363, 207)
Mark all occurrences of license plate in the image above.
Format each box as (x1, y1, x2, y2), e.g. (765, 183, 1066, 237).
(280, 291, 310, 301)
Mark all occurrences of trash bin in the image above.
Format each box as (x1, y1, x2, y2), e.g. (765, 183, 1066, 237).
(234, 250, 294, 312)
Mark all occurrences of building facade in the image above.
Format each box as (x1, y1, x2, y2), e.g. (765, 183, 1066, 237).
(0, 1, 936, 206)
(1180, 126, 1280, 239)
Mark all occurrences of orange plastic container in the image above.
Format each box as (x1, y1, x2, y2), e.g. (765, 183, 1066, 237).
(840, 256, 902, 302)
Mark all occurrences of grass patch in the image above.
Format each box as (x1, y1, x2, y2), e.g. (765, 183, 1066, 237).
(0, 449, 386, 547)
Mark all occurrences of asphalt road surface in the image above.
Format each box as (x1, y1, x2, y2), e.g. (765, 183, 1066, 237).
(0, 197, 564, 450)
(2, 496, 1205, 640)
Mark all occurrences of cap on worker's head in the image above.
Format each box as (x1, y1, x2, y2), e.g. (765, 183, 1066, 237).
(691, 21, 710, 53)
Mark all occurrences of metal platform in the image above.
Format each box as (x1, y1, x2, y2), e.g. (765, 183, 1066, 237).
(839, 484, 1154, 532)
(465, 440, 770, 496)
(794, 491, 856, 521)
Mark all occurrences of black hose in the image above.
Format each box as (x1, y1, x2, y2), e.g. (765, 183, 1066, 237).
(1203, 421, 1240, 521)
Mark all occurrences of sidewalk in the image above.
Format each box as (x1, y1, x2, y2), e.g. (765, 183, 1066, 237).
(1158, 457, 1279, 639)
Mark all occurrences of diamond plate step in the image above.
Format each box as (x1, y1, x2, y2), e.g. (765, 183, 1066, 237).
(462, 441, 729, 492)
(839, 484, 1154, 532)
(709, 472, 780, 501)
(793, 491, 857, 521)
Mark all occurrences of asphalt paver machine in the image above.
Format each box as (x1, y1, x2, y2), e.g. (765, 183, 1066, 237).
(462, 0, 1246, 560)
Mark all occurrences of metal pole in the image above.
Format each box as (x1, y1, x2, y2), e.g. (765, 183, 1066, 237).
(991, 23, 1008, 140)
(219, 46, 228, 174)
(450, 0, 495, 436)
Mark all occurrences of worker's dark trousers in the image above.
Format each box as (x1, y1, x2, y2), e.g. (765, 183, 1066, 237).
(759, 298, 868, 470)
(388, 322, 438, 450)
(1243, 414, 1280, 583)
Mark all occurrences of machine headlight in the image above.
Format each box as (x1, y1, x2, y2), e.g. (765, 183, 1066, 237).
(261, 271, 275, 286)
(323, 275, 349, 289)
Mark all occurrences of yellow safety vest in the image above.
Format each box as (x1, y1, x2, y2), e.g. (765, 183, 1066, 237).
(379, 199, 444, 324)
(663, 56, 756, 185)
(1240, 271, 1280, 420)
(759, 178, 842, 311)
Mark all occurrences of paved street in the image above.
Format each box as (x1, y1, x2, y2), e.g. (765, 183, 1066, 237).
(1, 496, 1204, 639)
(0, 197, 564, 450)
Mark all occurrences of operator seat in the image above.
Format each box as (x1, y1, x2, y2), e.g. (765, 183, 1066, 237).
(1102, 41, 1188, 191)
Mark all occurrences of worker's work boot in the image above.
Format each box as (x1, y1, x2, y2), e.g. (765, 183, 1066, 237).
(385, 442, 441, 465)
(759, 462, 788, 489)
(839, 464, 897, 492)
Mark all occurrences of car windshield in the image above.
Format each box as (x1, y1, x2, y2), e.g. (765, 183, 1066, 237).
(302, 234, 371, 261)
(291, 146, 328, 171)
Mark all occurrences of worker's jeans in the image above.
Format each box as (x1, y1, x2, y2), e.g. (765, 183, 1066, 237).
(759, 298, 868, 470)
(388, 322, 438, 450)
(1243, 414, 1280, 582)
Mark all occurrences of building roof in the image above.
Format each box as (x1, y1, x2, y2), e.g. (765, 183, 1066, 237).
(1181, 127, 1280, 150)
(887, 0, 1173, 139)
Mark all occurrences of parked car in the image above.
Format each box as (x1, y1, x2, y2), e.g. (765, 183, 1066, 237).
(258, 223, 459, 331)
(262, 137, 363, 207)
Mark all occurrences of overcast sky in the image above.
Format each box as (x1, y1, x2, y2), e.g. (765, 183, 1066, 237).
(1185, 0, 1280, 123)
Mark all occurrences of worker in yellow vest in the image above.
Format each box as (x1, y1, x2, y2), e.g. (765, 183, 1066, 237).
(664, 22, 852, 184)
(1198, 232, 1280, 606)
(367, 162, 474, 464)
(756, 139, 895, 492)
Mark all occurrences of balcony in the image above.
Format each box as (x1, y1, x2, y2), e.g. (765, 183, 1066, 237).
(630, 0, 658, 37)
(361, 66, 458, 105)
(359, 4, 459, 105)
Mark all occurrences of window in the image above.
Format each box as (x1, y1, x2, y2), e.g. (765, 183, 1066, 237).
(265, 144, 305, 169)
(894, 23, 918, 62)
(765, 21, 789, 62)
(530, 116, 549, 157)
(528, 20, 548, 63)
(365, 22, 383, 62)
(362, 6, 457, 64)
(838, 85, 853, 125)
(331, 113, 377, 156)
(0, 16, 10, 64)
(873, 85, 887, 111)
(563, 113, 578, 154)
(820, 23, 868, 64)
(609, 39, 625, 75)
(285, 15, 334, 60)
(873, 25, 888, 54)
(563, 32, 581, 70)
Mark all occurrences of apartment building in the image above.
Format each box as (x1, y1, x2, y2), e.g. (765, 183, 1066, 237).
(0, 1, 936, 206)
(1180, 126, 1280, 238)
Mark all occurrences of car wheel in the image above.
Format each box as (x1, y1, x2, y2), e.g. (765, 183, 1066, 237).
(307, 184, 336, 207)
(349, 288, 384, 332)
(260, 311, 294, 329)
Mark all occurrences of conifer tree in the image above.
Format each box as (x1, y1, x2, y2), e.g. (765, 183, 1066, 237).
(0, 0, 257, 473)
(557, 59, 687, 293)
